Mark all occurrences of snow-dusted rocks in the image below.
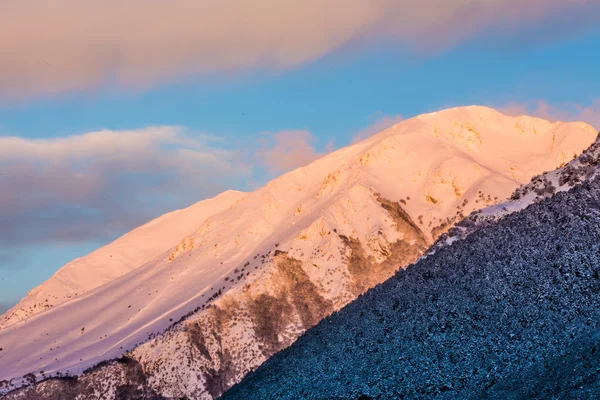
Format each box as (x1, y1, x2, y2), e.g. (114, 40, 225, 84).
(0, 106, 596, 399)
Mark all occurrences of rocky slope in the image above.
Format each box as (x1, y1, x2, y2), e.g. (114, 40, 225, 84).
(1, 106, 596, 399)
(222, 133, 600, 400)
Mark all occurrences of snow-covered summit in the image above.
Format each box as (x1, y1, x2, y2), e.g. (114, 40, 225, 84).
(0, 106, 596, 398)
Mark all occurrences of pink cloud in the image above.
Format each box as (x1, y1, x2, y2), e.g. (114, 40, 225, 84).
(501, 100, 600, 130)
(256, 130, 329, 173)
(255, 114, 406, 174)
(0, 0, 598, 100)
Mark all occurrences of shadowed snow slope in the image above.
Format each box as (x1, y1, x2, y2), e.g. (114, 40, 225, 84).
(0, 106, 596, 399)
(222, 154, 600, 400)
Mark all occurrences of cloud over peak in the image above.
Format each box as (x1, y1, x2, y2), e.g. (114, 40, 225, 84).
(255, 130, 330, 174)
(1, 0, 598, 100)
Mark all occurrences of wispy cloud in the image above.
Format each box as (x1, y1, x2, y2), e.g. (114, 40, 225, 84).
(255, 130, 330, 174)
(0, 127, 243, 247)
(1, 0, 597, 101)
(500, 100, 600, 130)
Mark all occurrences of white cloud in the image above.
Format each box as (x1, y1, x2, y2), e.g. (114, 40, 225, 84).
(0, 0, 597, 100)
(0, 127, 243, 246)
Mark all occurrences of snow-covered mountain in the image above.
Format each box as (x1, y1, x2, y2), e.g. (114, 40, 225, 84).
(222, 131, 600, 400)
(0, 106, 596, 399)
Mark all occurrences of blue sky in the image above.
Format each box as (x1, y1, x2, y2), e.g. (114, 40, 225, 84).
(1, 1, 600, 312)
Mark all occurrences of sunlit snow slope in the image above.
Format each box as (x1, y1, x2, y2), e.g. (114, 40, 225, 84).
(0, 106, 596, 399)
(430, 130, 600, 255)
(1, 189, 246, 329)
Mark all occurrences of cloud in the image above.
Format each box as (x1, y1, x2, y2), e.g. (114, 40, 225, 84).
(501, 100, 600, 130)
(0, 127, 243, 247)
(1, 0, 598, 101)
(255, 114, 406, 175)
(352, 113, 404, 143)
(255, 130, 330, 174)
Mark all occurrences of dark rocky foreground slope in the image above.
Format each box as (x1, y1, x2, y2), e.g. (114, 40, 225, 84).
(222, 175, 600, 400)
